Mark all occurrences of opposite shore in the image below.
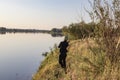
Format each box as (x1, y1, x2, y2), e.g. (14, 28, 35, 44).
(0, 27, 63, 37)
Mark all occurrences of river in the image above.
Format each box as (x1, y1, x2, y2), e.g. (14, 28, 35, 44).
(0, 33, 64, 80)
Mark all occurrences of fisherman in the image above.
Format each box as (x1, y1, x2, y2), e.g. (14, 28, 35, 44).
(58, 36, 69, 68)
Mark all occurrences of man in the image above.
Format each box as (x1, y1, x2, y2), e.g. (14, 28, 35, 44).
(58, 37, 69, 68)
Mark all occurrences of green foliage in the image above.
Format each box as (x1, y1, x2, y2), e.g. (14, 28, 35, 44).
(62, 21, 95, 40)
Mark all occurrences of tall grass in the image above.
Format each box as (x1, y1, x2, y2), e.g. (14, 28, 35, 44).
(33, 39, 120, 80)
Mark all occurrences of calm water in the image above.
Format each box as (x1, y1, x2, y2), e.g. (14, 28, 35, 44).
(0, 33, 64, 80)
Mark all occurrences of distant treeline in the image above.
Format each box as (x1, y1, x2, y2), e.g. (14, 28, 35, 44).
(50, 28, 63, 37)
(0, 27, 50, 33)
(0, 27, 63, 37)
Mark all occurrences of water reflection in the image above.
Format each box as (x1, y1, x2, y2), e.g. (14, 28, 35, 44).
(0, 31, 6, 34)
(0, 32, 63, 37)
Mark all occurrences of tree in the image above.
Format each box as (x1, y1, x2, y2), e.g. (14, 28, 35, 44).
(89, 0, 120, 63)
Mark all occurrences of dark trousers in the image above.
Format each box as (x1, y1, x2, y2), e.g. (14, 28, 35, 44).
(59, 53, 67, 68)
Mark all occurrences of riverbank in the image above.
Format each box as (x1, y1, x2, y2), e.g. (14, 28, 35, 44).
(33, 39, 120, 80)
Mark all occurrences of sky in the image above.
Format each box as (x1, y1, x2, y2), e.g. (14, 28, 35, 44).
(0, 0, 91, 30)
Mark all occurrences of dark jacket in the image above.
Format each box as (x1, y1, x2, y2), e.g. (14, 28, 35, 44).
(58, 40, 68, 54)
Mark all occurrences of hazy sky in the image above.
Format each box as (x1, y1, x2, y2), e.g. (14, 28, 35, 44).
(0, 0, 91, 30)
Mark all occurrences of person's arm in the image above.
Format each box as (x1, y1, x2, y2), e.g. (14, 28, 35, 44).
(58, 42, 62, 48)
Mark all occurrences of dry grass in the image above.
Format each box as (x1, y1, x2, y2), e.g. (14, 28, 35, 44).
(33, 39, 120, 80)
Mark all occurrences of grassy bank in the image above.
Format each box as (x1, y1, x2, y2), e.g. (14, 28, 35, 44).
(33, 39, 120, 80)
